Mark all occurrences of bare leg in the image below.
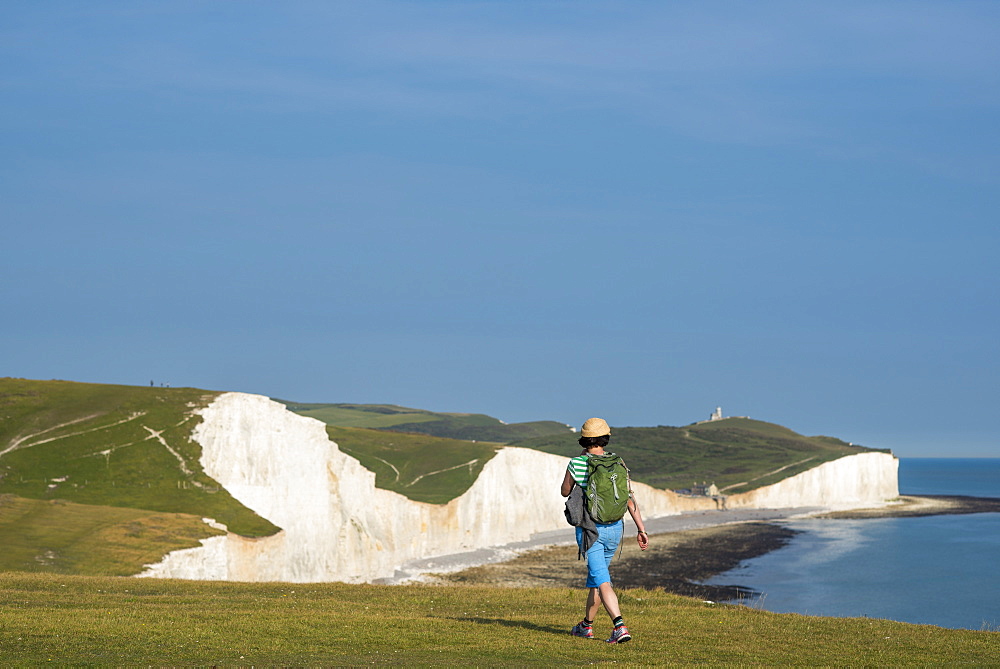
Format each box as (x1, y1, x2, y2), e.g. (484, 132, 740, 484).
(598, 581, 622, 620)
(585, 587, 602, 621)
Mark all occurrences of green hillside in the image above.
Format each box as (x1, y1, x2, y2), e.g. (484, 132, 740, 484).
(288, 401, 889, 497)
(324, 425, 503, 504)
(0, 494, 225, 575)
(280, 401, 571, 443)
(0, 378, 279, 537)
(514, 417, 890, 494)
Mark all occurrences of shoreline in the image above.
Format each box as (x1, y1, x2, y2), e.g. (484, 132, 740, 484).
(427, 495, 1000, 599)
(813, 494, 1000, 519)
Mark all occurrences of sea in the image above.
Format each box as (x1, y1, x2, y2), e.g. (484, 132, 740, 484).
(704, 458, 1000, 631)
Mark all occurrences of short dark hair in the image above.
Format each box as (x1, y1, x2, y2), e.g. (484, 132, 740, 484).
(579, 434, 610, 449)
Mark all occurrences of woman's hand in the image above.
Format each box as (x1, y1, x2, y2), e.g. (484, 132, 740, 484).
(637, 531, 649, 550)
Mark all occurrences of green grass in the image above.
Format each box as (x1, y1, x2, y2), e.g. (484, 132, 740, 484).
(0, 378, 278, 537)
(1, 573, 995, 665)
(0, 494, 222, 575)
(325, 425, 503, 504)
(279, 402, 444, 428)
(385, 415, 573, 443)
(515, 417, 891, 493)
(281, 400, 572, 443)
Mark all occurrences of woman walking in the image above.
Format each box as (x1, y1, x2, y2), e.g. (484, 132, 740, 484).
(560, 417, 649, 644)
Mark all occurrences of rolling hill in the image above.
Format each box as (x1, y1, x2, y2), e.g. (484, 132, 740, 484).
(0, 378, 279, 537)
(283, 400, 890, 497)
(278, 401, 572, 443)
(322, 424, 504, 504)
(513, 417, 890, 494)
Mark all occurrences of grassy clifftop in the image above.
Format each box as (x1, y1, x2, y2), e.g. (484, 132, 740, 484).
(280, 401, 572, 443)
(514, 417, 890, 494)
(323, 425, 503, 505)
(0, 494, 225, 575)
(285, 400, 890, 496)
(0, 378, 279, 538)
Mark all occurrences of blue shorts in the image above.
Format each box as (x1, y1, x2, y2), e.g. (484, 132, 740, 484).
(576, 520, 623, 588)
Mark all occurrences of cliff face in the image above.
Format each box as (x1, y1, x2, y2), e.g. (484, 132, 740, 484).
(139, 392, 898, 583)
(140, 392, 575, 583)
(726, 452, 899, 509)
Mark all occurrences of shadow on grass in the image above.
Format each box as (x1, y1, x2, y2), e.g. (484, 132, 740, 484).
(448, 616, 567, 636)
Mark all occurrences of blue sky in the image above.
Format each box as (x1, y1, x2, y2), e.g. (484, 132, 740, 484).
(3, 2, 998, 457)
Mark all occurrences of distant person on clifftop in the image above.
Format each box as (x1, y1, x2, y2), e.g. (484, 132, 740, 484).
(560, 417, 648, 644)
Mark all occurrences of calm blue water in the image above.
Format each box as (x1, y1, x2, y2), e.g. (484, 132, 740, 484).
(705, 458, 1000, 630)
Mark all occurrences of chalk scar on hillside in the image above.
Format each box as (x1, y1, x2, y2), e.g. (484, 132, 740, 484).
(406, 459, 479, 487)
(142, 425, 204, 487)
(79, 441, 140, 464)
(720, 456, 816, 493)
(0, 412, 146, 458)
(369, 455, 401, 483)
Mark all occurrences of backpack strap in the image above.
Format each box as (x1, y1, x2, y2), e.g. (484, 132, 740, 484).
(614, 456, 633, 562)
(616, 457, 639, 562)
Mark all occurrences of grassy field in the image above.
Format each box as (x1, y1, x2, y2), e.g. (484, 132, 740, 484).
(282, 401, 572, 443)
(0, 494, 222, 575)
(278, 402, 445, 428)
(515, 417, 890, 493)
(1, 573, 996, 665)
(0, 378, 278, 537)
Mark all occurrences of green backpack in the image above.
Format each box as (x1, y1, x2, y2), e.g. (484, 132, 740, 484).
(585, 453, 631, 523)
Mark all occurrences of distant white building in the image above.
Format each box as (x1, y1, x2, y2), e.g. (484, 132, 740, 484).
(692, 481, 720, 497)
(709, 406, 723, 421)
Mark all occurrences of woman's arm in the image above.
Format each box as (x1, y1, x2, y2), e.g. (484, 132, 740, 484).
(627, 497, 649, 550)
(560, 468, 575, 497)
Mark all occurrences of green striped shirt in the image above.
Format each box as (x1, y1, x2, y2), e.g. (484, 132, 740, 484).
(567, 454, 591, 487)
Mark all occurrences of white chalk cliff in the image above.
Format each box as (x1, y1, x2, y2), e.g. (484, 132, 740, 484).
(139, 392, 899, 583)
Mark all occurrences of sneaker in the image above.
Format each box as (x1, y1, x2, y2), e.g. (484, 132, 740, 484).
(606, 625, 631, 644)
(570, 621, 594, 639)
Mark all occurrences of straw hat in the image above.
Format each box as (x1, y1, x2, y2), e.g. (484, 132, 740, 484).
(581, 417, 611, 438)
